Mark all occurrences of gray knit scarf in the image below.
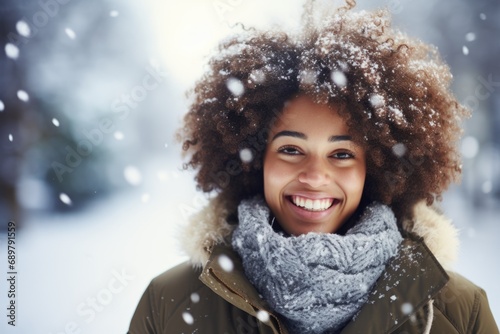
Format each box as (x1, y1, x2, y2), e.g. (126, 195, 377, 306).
(231, 197, 402, 334)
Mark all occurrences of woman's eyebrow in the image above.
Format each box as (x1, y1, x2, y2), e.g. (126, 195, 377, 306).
(271, 130, 306, 141)
(271, 130, 352, 142)
(328, 135, 352, 142)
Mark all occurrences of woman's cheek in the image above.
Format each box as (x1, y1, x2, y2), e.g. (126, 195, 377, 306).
(343, 166, 366, 196)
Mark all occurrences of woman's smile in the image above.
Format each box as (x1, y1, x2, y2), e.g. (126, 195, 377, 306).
(285, 194, 341, 224)
(289, 195, 335, 212)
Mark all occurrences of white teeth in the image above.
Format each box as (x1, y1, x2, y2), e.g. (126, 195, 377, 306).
(291, 196, 334, 211)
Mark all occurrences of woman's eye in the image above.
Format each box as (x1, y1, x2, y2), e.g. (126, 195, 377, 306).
(278, 146, 302, 155)
(332, 151, 354, 159)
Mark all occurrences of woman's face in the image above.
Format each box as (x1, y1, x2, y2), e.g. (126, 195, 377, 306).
(263, 95, 366, 235)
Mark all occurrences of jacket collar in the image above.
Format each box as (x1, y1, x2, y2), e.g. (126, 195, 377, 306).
(199, 234, 449, 334)
(199, 244, 289, 334)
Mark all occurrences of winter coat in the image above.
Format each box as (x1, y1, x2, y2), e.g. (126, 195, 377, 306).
(128, 201, 499, 334)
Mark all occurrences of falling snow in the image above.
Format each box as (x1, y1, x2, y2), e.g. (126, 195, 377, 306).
(482, 181, 492, 194)
(2, 3, 498, 331)
(8, 134, 13, 142)
(392, 143, 407, 157)
(182, 311, 194, 325)
(461, 136, 479, 159)
(401, 302, 413, 315)
(59, 193, 72, 206)
(157, 171, 168, 181)
(141, 193, 150, 203)
(52, 118, 60, 127)
(331, 70, 347, 88)
(190, 293, 200, 303)
(256, 310, 270, 322)
(226, 78, 245, 97)
(462, 46, 469, 56)
(65, 28, 77, 39)
(465, 32, 476, 42)
(124, 166, 142, 186)
(17, 90, 30, 102)
(5, 43, 19, 59)
(114, 131, 124, 140)
(218, 254, 234, 272)
(16, 20, 31, 37)
(239, 148, 253, 163)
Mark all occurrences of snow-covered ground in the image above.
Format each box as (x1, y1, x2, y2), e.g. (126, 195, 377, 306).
(0, 155, 498, 334)
(0, 156, 194, 334)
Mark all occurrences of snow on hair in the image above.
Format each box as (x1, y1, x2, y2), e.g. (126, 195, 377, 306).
(177, 1, 469, 223)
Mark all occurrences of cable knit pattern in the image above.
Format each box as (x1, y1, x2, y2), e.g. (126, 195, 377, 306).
(232, 197, 403, 334)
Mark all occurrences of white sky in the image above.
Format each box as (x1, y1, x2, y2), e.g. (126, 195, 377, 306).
(145, 0, 306, 88)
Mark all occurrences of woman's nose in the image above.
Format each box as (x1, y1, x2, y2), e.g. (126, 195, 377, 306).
(297, 156, 331, 188)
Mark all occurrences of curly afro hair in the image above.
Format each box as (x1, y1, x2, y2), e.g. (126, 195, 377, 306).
(177, 1, 469, 224)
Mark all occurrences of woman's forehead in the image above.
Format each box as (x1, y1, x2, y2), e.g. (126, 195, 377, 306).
(273, 96, 346, 128)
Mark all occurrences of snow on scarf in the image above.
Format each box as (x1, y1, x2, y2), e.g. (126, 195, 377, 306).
(232, 197, 402, 334)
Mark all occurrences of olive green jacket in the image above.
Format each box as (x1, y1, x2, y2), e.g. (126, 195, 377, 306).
(128, 201, 498, 333)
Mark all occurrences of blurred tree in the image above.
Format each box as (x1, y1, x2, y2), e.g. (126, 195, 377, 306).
(1, 0, 156, 228)
(0, 1, 34, 226)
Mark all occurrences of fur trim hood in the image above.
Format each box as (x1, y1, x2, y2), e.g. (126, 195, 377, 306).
(180, 198, 459, 271)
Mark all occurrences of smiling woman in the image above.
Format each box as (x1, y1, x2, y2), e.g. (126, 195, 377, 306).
(263, 96, 367, 235)
(128, 1, 498, 333)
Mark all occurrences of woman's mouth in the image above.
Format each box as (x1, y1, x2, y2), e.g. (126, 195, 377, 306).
(289, 195, 336, 212)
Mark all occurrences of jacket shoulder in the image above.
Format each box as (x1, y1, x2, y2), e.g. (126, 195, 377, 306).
(150, 261, 205, 299)
(432, 272, 499, 334)
(128, 262, 205, 334)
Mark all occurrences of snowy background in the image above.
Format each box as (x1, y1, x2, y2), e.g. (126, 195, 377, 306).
(0, 0, 499, 333)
